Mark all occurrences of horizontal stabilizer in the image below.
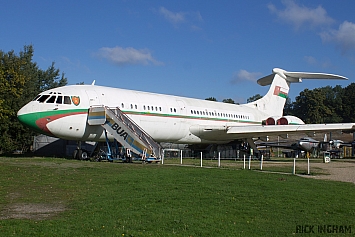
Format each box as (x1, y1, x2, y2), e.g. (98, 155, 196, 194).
(258, 68, 348, 86)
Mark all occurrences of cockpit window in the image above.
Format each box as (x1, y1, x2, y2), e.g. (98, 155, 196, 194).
(33, 95, 41, 101)
(35, 94, 73, 105)
(56, 96, 63, 104)
(64, 96, 71, 104)
(37, 95, 50, 103)
(46, 96, 56, 103)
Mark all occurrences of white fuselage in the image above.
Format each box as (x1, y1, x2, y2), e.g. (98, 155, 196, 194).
(17, 84, 270, 144)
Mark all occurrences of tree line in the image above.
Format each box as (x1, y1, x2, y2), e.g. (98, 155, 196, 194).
(1, 45, 354, 154)
(0, 45, 67, 153)
(284, 85, 355, 124)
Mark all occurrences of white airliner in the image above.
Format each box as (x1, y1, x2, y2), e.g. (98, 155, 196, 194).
(17, 68, 355, 158)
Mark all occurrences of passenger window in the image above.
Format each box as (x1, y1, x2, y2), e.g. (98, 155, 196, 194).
(37, 95, 50, 103)
(131, 104, 133, 109)
(64, 96, 71, 104)
(46, 96, 56, 103)
(135, 105, 137, 109)
(121, 103, 124, 108)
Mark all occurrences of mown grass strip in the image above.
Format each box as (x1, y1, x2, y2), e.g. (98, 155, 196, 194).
(0, 157, 354, 236)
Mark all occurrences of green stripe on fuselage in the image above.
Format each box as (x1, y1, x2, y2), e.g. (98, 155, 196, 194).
(19, 107, 261, 135)
(18, 109, 88, 133)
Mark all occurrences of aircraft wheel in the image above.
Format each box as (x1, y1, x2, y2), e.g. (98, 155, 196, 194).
(81, 151, 88, 160)
(77, 150, 88, 160)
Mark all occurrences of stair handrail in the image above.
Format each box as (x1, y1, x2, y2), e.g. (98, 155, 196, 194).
(105, 106, 162, 155)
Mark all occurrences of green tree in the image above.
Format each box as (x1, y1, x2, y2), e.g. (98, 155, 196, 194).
(283, 86, 345, 122)
(0, 45, 67, 153)
(292, 88, 334, 124)
(222, 98, 235, 104)
(205, 97, 217, 101)
(321, 85, 343, 123)
(283, 97, 294, 116)
(247, 94, 262, 103)
(341, 83, 355, 122)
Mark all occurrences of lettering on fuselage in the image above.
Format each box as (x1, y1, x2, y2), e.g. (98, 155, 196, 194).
(111, 123, 128, 140)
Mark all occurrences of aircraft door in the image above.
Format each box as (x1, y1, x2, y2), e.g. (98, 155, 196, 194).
(176, 100, 186, 115)
(85, 90, 101, 106)
(175, 99, 188, 137)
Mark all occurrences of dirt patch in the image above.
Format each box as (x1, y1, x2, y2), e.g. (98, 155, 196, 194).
(0, 203, 66, 220)
(301, 161, 355, 184)
(261, 160, 355, 184)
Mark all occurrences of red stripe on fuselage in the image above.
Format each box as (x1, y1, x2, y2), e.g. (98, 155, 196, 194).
(35, 111, 87, 136)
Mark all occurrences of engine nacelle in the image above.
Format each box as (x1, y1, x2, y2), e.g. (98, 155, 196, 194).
(264, 116, 304, 125)
(277, 116, 305, 125)
(264, 116, 281, 125)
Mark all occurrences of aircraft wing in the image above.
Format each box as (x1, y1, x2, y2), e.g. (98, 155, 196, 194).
(227, 123, 355, 139)
(190, 123, 355, 141)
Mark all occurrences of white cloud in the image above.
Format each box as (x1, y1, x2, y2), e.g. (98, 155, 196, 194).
(61, 56, 91, 73)
(268, 0, 334, 29)
(304, 56, 317, 65)
(95, 46, 163, 66)
(158, 7, 203, 29)
(159, 7, 186, 24)
(304, 56, 332, 68)
(321, 21, 355, 53)
(231, 70, 262, 84)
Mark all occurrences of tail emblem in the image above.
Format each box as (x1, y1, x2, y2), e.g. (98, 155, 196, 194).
(273, 86, 288, 99)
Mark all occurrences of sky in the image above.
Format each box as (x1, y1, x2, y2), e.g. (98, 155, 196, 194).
(1, 0, 355, 103)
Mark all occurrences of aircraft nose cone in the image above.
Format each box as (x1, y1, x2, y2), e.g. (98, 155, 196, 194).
(17, 105, 29, 124)
(17, 104, 41, 133)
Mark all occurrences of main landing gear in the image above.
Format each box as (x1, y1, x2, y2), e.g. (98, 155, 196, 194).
(73, 141, 89, 160)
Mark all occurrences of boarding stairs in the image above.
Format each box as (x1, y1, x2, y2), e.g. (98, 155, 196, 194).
(88, 105, 162, 160)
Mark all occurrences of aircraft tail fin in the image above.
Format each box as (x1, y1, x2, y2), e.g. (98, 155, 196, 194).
(247, 68, 347, 117)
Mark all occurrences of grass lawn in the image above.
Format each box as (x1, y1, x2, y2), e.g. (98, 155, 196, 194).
(0, 157, 354, 236)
